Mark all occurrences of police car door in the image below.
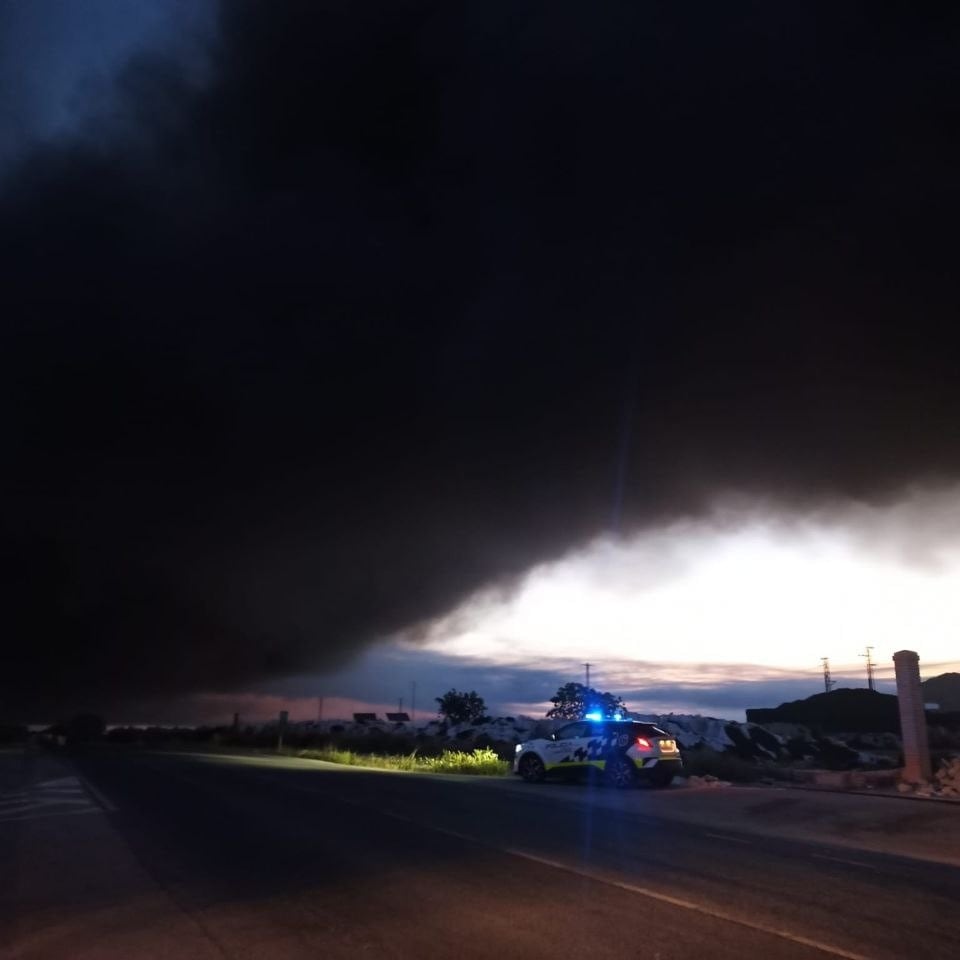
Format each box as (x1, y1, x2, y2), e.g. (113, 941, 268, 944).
(547, 721, 592, 771)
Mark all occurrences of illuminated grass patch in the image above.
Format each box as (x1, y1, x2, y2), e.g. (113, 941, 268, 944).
(296, 746, 509, 776)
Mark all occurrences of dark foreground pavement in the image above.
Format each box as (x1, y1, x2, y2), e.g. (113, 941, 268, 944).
(3, 747, 960, 959)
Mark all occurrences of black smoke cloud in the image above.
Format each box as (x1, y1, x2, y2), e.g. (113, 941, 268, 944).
(4, 1, 960, 718)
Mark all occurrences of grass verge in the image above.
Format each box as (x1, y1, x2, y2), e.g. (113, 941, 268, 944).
(295, 745, 510, 776)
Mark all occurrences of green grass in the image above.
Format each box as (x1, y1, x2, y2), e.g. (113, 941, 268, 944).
(295, 745, 510, 776)
(417, 748, 510, 775)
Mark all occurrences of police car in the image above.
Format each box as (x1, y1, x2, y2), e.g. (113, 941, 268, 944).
(514, 716, 682, 788)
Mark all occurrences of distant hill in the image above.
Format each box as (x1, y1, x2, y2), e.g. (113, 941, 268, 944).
(746, 674, 960, 732)
(922, 673, 960, 710)
(746, 688, 900, 733)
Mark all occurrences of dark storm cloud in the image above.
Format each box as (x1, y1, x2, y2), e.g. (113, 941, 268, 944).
(4, 1, 960, 718)
(0, 0, 213, 171)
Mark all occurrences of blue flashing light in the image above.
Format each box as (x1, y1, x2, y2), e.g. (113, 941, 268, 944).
(584, 711, 603, 721)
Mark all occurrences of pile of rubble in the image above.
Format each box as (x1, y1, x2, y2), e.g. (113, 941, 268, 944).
(932, 756, 960, 797)
(897, 756, 960, 798)
(684, 774, 732, 789)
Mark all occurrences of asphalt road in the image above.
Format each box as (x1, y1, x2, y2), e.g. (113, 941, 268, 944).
(6, 749, 960, 959)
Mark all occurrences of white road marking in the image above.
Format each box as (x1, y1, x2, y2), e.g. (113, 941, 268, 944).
(81, 777, 118, 812)
(0, 776, 102, 823)
(501, 848, 872, 960)
(0, 807, 101, 825)
(0, 797, 92, 815)
(265, 781, 871, 960)
(704, 832, 752, 844)
(30, 777, 83, 790)
(812, 854, 879, 871)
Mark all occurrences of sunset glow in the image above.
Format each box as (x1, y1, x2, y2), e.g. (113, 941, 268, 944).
(408, 491, 960, 684)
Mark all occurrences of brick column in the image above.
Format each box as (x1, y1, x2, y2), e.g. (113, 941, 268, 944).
(893, 650, 932, 783)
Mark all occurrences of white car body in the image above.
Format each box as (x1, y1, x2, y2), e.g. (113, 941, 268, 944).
(514, 719, 682, 787)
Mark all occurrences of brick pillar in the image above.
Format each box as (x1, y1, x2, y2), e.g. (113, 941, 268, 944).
(893, 650, 932, 783)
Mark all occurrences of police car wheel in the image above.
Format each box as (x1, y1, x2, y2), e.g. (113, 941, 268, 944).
(519, 754, 546, 783)
(605, 757, 635, 789)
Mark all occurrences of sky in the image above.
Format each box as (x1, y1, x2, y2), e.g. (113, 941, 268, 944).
(2, 2, 960, 725)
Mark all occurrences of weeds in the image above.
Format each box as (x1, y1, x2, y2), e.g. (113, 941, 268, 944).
(416, 747, 507, 775)
(296, 745, 509, 776)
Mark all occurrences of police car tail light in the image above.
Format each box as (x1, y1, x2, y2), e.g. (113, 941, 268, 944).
(634, 737, 652, 752)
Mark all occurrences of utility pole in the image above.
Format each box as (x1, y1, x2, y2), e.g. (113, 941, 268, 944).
(583, 662, 592, 690)
(411, 681, 417, 724)
(317, 696, 323, 723)
(860, 646, 876, 692)
(820, 657, 834, 694)
(398, 696, 403, 714)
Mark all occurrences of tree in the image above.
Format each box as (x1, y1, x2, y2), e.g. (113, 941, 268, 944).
(546, 682, 627, 720)
(436, 689, 488, 725)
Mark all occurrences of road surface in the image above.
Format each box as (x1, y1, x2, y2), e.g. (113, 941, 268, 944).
(3, 748, 960, 959)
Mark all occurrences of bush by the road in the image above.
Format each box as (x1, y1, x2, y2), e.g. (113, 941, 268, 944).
(296, 745, 510, 776)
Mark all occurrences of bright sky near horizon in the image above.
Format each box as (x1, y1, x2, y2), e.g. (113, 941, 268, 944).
(406, 489, 960, 684)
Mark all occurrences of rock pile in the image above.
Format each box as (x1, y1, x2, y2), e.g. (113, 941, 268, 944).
(684, 774, 731, 789)
(932, 756, 960, 797)
(897, 756, 960, 798)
